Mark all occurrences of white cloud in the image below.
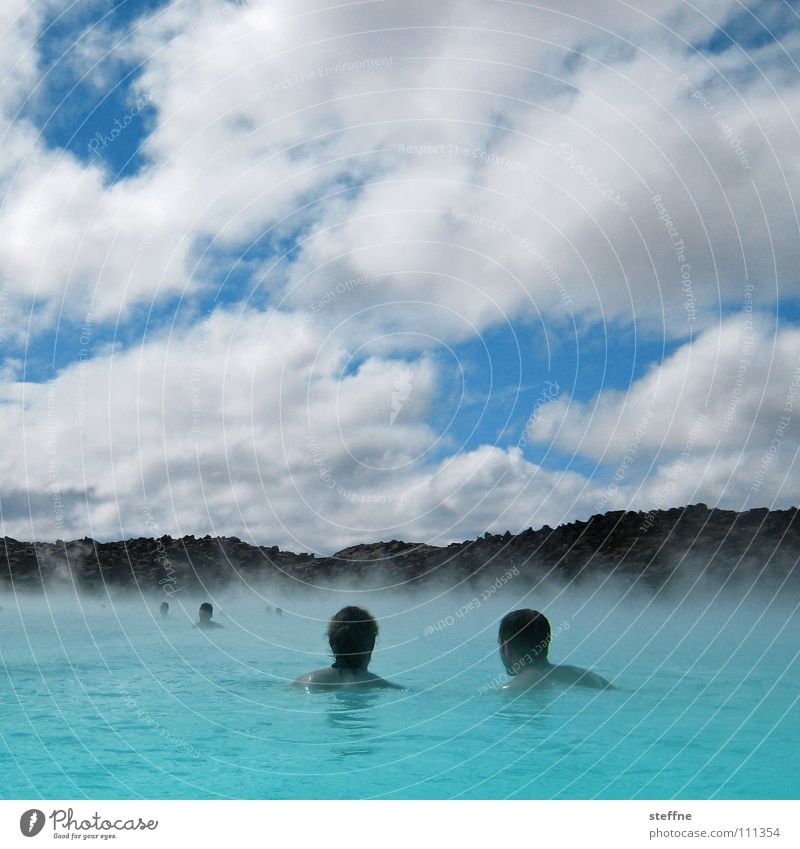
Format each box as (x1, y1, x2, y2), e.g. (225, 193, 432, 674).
(3, 0, 800, 545)
(0, 1, 46, 118)
(2, 0, 798, 337)
(535, 315, 799, 454)
(13, 305, 799, 552)
(534, 316, 800, 512)
(0, 304, 615, 549)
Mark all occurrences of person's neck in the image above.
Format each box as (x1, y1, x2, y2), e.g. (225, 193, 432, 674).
(515, 658, 551, 675)
(333, 662, 368, 674)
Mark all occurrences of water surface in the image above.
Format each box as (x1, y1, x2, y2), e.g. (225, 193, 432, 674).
(1, 580, 797, 799)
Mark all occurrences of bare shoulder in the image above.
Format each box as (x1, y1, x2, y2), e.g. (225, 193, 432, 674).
(292, 667, 339, 688)
(499, 665, 613, 692)
(554, 664, 613, 689)
(499, 668, 551, 691)
(293, 668, 401, 690)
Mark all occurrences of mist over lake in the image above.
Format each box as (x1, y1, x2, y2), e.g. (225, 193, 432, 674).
(1, 561, 797, 799)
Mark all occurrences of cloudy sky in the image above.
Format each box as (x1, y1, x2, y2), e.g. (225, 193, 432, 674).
(1, 0, 799, 553)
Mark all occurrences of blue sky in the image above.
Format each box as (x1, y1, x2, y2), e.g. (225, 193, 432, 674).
(2, 0, 800, 552)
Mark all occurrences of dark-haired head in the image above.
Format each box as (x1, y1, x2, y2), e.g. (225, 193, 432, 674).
(199, 602, 213, 621)
(498, 609, 551, 673)
(328, 606, 378, 670)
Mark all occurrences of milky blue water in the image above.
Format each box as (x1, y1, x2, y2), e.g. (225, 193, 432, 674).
(1, 579, 797, 800)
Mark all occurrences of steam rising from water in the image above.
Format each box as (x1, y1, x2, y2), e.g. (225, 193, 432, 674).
(1, 567, 797, 799)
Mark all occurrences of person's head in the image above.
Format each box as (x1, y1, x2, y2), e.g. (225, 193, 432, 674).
(199, 602, 214, 622)
(328, 606, 378, 670)
(160, 602, 169, 617)
(498, 609, 551, 674)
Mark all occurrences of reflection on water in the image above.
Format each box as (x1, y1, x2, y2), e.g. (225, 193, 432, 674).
(493, 695, 558, 725)
(324, 691, 384, 758)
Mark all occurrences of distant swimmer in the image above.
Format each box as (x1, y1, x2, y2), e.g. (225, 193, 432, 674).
(294, 606, 399, 691)
(275, 607, 283, 616)
(159, 602, 169, 618)
(195, 602, 224, 630)
(497, 609, 612, 691)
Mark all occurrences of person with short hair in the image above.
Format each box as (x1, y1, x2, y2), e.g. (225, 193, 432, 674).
(294, 606, 399, 690)
(159, 602, 169, 618)
(497, 609, 611, 690)
(195, 602, 224, 629)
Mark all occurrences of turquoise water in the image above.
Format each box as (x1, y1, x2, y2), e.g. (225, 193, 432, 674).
(1, 580, 797, 799)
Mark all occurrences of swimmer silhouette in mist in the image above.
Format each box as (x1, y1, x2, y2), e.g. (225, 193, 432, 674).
(497, 609, 612, 691)
(159, 602, 169, 618)
(294, 606, 399, 691)
(195, 602, 224, 630)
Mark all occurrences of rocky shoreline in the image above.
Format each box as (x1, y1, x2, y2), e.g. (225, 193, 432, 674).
(2, 504, 798, 595)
